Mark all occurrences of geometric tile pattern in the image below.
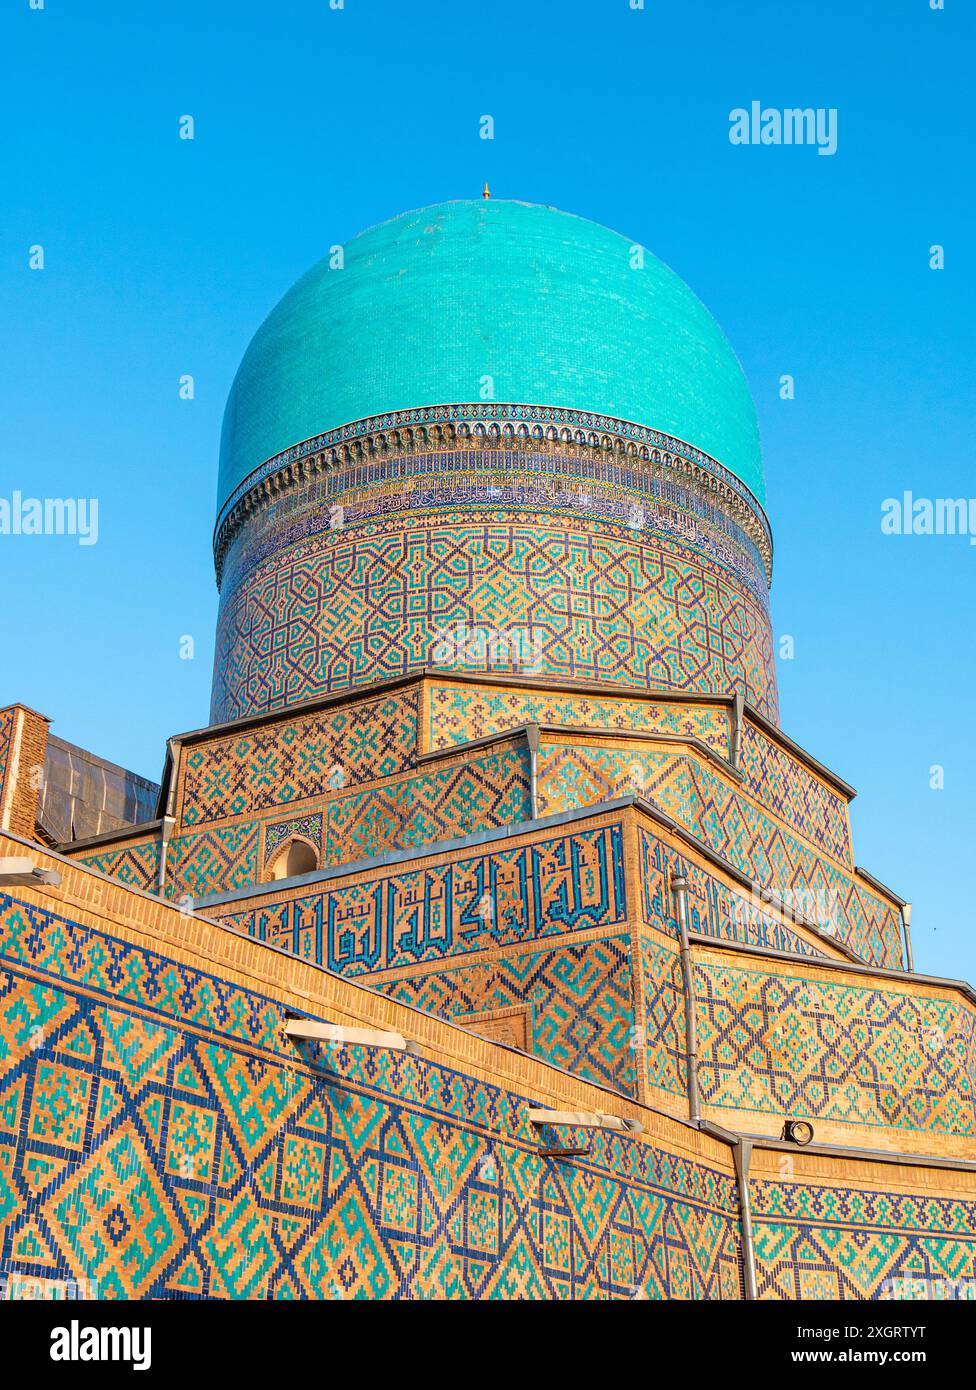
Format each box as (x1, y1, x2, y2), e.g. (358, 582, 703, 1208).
(263, 813, 323, 869)
(0, 890, 742, 1300)
(177, 691, 418, 829)
(426, 681, 731, 758)
(751, 1180, 976, 1301)
(214, 824, 628, 977)
(165, 825, 259, 901)
(738, 723, 851, 865)
(425, 682, 848, 873)
(141, 744, 531, 902)
(319, 745, 530, 869)
(639, 935, 687, 1100)
(216, 435, 771, 599)
(211, 518, 777, 725)
(638, 829, 832, 959)
(75, 840, 160, 893)
(375, 936, 638, 1096)
(694, 961, 976, 1136)
(541, 744, 903, 968)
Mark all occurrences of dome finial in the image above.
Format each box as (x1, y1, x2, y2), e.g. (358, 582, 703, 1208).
(482, 182, 490, 200)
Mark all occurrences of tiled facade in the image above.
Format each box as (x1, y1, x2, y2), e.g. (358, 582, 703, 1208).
(211, 430, 779, 727)
(2, 838, 973, 1301)
(176, 689, 420, 829)
(0, 850, 745, 1300)
(749, 1152, 976, 1301)
(693, 951, 976, 1152)
(540, 740, 899, 967)
(8, 198, 973, 1306)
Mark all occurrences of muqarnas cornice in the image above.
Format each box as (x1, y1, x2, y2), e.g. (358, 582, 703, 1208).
(212, 403, 774, 587)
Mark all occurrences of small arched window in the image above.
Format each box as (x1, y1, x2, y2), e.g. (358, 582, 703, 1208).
(268, 838, 318, 881)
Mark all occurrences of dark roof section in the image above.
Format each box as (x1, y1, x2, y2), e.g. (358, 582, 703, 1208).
(36, 735, 160, 845)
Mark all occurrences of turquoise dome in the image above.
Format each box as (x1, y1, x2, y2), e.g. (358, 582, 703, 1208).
(218, 199, 764, 511)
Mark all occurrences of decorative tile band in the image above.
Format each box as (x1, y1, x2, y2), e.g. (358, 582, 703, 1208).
(73, 838, 161, 893)
(751, 1177, 976, 1300)
(426, 681, 732, 758)
(373, 935, 638, 1098)
(177, 689, 419, 830)
(694, 958, 976, 1137)
(213, 403, 772, 574)
(543, 748, 900, 967)
(639, 829, 832, 960)
(211, 823, 628, 978)
(0, 889, 742, 1300)
(217, 451, 770, 602)
(211, 518, 778, 725)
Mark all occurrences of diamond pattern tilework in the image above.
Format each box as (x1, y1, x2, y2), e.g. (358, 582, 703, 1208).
(751, 1180, 976, 1301)
(0, 889, 742, 1300)
(211, 519, 777, 724)
(75, 841, 160, 893)
(540, 745, 902, 967)
(738, 723, 851, 865)
(694, 961, 976, 1136)
(375, 936, 637, 1096)
(638, 829, 831, 959)
(178, 691, 418, 829)
(320, 746, 530, 868)
(426, 681, 730, 757)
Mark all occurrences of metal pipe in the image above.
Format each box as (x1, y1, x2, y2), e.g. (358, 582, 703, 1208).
(671, 870, 701, 1124)
(156, 816, 175, 898)
(902, 902, 915, 973)
(525, 724, 540, 821)
(730, 691, 745, 770)
(732, 1138, 758, 1300)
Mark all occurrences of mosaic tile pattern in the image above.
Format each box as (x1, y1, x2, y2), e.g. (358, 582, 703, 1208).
(214, 824, 628, 977)
(214, 403, 771, 554)
(426, 682, 731, 757)
(638, 829, 832, 960)
(219, 451, 769, 604)
(374, 936, 638, 1096)
(541, 744, 902, 968)
(211, 518, 777, 725)
(639, 936, 687, 1100)
(320, 746, 530, 869)
(751, 1180, 976, 1300)
(263, 813, 323, 868)
(157, 744, 530, 900)
(738, 723, 851, 865)
(75, 839, 160, 893)
(178, 691, 418, 829)
(166, 824, 259, 901)
(0, 890, 741, 1300)
(694, 960, 976, 1137)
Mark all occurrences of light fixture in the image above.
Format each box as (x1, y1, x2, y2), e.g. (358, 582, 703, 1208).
(527, 1108, 643, 1134)
(0, 856, 61, 888)
(781, 1119, 814, 1146)
(283, 1016, 421, 1054)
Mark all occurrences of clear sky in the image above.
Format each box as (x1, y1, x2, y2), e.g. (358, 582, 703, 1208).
(1, 1, 973, 979)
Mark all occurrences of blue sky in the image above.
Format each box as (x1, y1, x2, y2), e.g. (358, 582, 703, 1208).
(1, 1, 973, 979)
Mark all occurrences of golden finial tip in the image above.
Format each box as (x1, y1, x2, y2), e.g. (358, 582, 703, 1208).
(482, 182, 490, 200)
